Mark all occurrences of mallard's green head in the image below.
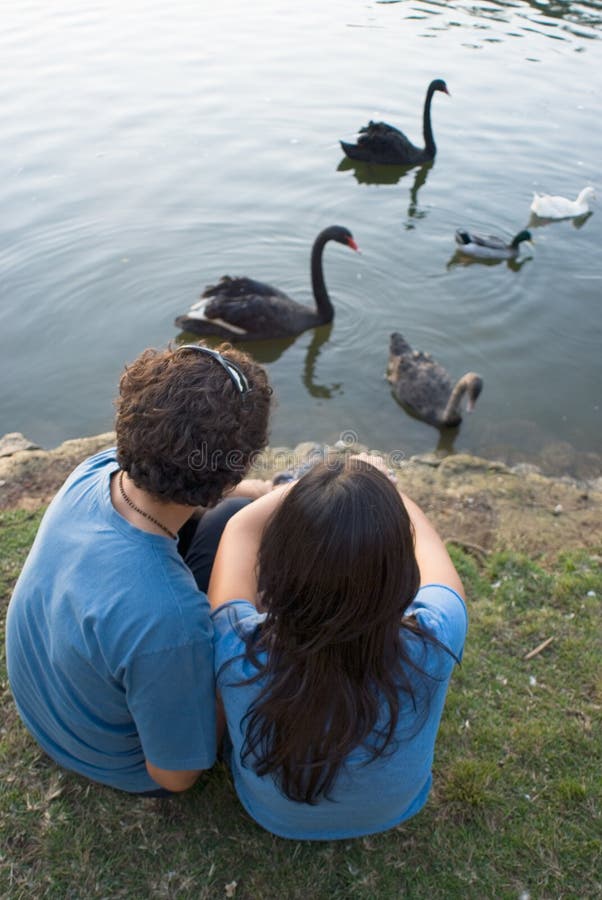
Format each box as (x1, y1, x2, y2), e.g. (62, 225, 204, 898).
(511, 230, 532, 248)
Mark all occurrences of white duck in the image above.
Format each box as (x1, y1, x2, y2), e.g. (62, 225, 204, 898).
(530, 187, 595, 219)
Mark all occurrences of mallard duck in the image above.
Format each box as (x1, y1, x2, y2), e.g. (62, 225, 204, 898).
(454, 228, 532, 260)
(340, 79, 449, 166)
(387, 332, 483, 428)
(530, 187, 595, 219)
(174, 226, 359, 341)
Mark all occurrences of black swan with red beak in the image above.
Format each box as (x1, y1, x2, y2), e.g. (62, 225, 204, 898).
(175, 226, 359, 341)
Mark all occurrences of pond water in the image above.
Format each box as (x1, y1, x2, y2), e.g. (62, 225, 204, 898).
(1, 0, 601, 476)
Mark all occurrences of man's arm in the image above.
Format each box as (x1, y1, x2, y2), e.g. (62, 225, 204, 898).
(145, 760, 202, 792)
(127, 634, 217, 793)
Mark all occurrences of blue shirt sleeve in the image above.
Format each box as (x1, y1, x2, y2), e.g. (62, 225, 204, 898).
(212, 600, 263, 683)
(125, 636, 216, 770)
(406, 584, 468, 662)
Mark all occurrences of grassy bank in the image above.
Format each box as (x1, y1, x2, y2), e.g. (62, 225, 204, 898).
(1, 507, 600, 899)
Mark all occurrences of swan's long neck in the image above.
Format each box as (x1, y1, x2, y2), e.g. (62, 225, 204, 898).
(311, 233, 334, 323)
(441, 377, 469, 425)
(422, 84, 437, 155)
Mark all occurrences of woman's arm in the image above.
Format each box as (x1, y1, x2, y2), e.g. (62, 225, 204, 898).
(210, 456, 464, 609)
(207, 484, 290, 611)
(352, 453, 464, 598)
(399, 491, 464, 597)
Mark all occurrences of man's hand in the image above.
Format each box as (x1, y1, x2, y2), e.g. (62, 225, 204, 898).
(225, 479, 274, 501)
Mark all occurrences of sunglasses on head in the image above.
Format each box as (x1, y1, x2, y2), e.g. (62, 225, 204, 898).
(174, 344, 250, 395)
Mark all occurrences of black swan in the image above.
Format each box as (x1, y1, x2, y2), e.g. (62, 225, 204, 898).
(454, 228, 532, 260)
(340, 79, 449, 166)
(387, 332, 483, 428)
(174, 226, 359, 341)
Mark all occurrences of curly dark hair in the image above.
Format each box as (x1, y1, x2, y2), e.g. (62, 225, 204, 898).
(115, 343, 271, 507)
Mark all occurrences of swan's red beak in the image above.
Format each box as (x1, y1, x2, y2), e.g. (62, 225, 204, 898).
(347, 237, 360, 253)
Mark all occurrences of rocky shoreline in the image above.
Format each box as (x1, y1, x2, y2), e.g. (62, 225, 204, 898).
(1, 431, 601, 559)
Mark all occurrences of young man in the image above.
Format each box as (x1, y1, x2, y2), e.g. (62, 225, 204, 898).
(6, 343, 271, 794)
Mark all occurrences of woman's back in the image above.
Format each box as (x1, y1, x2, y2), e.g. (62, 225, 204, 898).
(213, 584, 466, 839)
(208, 456, 467, 839)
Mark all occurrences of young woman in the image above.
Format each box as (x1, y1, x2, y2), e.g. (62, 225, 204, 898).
(209, 454, 467, 839)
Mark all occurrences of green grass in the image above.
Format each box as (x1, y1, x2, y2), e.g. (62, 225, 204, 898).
(1, 510, 600, 899)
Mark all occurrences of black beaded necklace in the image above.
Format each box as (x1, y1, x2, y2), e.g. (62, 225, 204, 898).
(118, 470, 177, 540)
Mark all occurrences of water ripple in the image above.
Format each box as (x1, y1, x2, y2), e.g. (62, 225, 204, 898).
(1, 0, 600, 469)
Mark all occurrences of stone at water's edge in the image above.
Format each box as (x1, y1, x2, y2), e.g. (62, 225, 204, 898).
(0, 433, 115, 510)
(0, 432, 600, 559)
(0, 432, 40, 458)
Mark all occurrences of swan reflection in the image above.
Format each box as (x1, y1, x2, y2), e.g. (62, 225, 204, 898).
(176, 322, 340, 397)
(433, 426, 462, 455)
(337, 159, 433, 226)
(404, 163, 432, 229)
(174, 329, 296, 365)
(302, 324, 342, 399)
(389, 395, 463, 452)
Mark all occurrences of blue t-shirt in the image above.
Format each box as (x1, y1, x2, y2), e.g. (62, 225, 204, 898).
(212, 585, 467, 840)
(6, 449, 216, 793)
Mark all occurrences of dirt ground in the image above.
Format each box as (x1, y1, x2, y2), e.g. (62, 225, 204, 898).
(1, 432, 601, 560)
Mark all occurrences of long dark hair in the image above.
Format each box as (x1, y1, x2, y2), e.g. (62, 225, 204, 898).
(238, 458, 438, 804)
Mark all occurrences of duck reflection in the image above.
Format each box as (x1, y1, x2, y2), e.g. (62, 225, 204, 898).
(528, 210, 593, 230)
(446, 251, 532, 272)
